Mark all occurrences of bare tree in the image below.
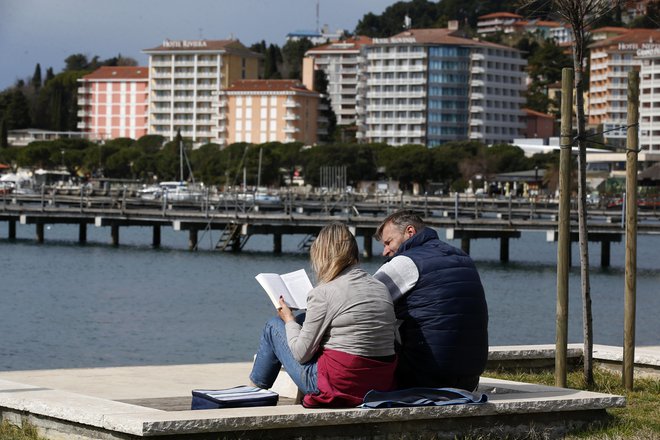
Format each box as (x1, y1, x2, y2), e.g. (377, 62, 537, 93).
(520, 0, 621, 386)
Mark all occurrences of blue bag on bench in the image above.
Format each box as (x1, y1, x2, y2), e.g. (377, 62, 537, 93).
(360, 387, 487, 409)
(191, 386, 279, 409)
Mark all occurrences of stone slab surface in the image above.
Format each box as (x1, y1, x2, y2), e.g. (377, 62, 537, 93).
(593, 344, 660, 367)
(0, 359, 626, 438)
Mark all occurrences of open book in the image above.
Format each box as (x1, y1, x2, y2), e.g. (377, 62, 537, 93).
(255, 269, 313, 310)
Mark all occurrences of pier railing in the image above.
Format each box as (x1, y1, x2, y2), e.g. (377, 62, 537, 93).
(2, 190, 658, 263)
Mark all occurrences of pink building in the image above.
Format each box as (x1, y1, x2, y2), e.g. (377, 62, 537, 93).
(77, 66, 149, 140)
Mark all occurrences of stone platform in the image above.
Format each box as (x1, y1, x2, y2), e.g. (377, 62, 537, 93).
(0, 344, 647, 439)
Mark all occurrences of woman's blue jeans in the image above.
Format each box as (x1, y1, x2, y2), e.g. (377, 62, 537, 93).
(249, 315, 319, 395)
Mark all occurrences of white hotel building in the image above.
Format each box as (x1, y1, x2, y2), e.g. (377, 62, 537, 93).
(589, 29, 660, 149)
(142, 39, 261, 145)
(638, 46, 660, 152)
(303, 36, 372, 127)
(358, 28, 526, 147)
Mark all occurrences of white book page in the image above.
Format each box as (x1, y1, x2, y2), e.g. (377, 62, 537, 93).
(280, 269, 313, 309)
(255, 273, 295, 309)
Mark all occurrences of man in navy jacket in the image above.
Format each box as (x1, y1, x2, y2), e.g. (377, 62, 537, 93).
(374, 210, 488, 391)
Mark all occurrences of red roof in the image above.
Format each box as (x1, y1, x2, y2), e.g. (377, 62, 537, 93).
(81, 66, 148, 81)
(388, 28, 518, 50)
(524, 108, 555, 119)
(590, 28, 660, 49)
(590, 26, 630, 34)
(226, 80, 318, 94)
(478, 12, 523, 20)
(307, 36, 373, 53)
(143, 39, 260, 58)
(528, 20, 561, 28)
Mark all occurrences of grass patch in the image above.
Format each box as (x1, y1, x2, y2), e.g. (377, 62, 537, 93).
(0, 420, 46, 440)
(484, 367, 660, 439)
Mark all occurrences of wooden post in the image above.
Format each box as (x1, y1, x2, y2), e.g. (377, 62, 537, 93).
(500, 236, 509, 262)
(36, 222, 45, 243)
(556, 68, 574, 388)
(363, 233, 373, 258)
(188, 228, 198, 251)
(601, 240, 611, 268)
(111, 223, 119, 247)
(8, 220, 16, 240)
(273, 232, 282, 254)
(78, 222, 87, 244)
(623, 69, 639, 391)
(461, 237, 470, 255)
(152, 225, 161, 248)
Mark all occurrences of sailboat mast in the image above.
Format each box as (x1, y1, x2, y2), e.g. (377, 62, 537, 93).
(179, 136, 184, 183)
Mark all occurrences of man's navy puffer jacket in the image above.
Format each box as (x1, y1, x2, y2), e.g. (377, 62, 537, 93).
(393, 227, 489, 387)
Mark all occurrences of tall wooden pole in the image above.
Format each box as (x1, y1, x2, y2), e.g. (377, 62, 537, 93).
(556, 68, 574, 388)
(623, 70, 639, 391)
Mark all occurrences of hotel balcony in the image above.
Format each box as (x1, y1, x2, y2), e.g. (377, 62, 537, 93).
(367, 52, 426, 61)
(196, 71, 218, 78)
(284, 125, 300, 133)
(368, 90, 427, 99)
(368, 130, 425, 138)
(77, 110, 91, 117)
(197, 59, 218, 66)
(78, 98, 91, 105)
(285, 100, 301, 108)
(151, 60, 173, 67)
(284, 112, 300, 120)
(368, 64, 427, 73)
(77, 87, 90, 95)
(77, 121, 88, 129)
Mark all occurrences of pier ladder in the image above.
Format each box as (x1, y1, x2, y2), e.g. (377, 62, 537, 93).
(215, 223, 250, 251)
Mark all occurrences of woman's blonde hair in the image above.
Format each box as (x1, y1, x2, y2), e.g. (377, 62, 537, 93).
(310, 222, 359, 284)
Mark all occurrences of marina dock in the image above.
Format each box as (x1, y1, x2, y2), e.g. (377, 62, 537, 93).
(3, 344, 657, 439)
(2, 192, 659, 265)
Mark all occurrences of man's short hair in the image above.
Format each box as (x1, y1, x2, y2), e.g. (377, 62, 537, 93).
(374, 210, 426, 241)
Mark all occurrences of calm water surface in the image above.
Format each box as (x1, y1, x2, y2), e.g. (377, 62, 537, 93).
(1, 222, 658, 371)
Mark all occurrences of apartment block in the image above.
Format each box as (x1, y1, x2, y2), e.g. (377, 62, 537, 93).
(303, 36, 372, 127)
(359, 28, 526, 147)
(142, 39, 261, 145)
(219, 80, 320, 145)
(77, 66, 149, 140)
(588, 29, 660, 147)
(476, 12, 524, 35)
(638, 46, 660, 152)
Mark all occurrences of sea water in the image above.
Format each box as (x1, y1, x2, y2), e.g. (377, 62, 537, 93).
(0, 222, 658, 371)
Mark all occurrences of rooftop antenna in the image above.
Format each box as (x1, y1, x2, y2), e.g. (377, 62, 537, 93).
(316, 0, 320, 33)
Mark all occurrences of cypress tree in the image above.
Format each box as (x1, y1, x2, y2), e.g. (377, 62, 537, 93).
(31, 63, 42, 90)
(0, 118, 8, 148)
(45, 67, 55, 85)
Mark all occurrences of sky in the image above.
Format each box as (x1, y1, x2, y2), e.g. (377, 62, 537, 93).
(0, 0, 396, 90)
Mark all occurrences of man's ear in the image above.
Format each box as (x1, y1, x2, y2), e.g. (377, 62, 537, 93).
(405, 225, 416, 237)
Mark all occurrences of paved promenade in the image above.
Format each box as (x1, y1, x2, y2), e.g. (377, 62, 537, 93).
(0, 344, 657, 439)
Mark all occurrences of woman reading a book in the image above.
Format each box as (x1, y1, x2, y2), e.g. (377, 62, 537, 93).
(249, 222, 397, 407)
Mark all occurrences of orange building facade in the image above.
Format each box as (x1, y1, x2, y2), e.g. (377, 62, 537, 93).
(589, 29, 660, 146)
(77, 67, 149, 140)
(220, 80, 320, 145)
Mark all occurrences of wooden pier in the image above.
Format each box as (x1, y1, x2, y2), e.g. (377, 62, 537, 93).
(2, 191, 658, 265)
